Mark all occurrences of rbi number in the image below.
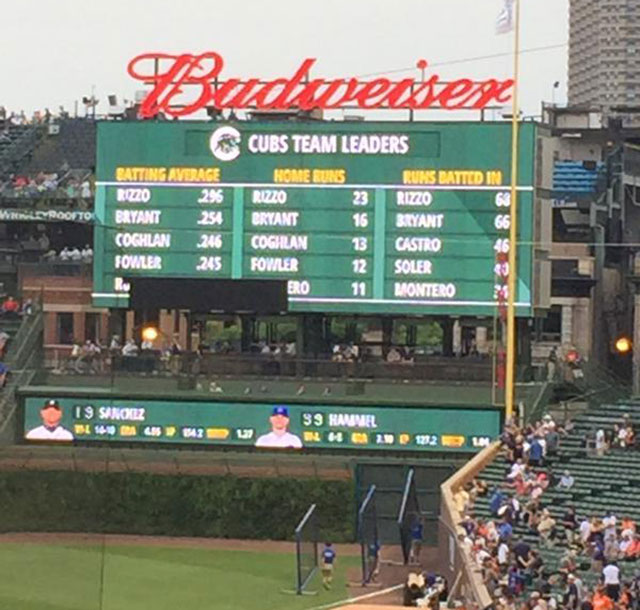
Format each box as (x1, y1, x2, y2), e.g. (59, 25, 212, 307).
(494, 214, 511, 230)
(197, 188, 224, 204)
(196, 256, 222, 272)
(352, 190, 369, 206)
(494, 262, 509, 277)
(494, 238, 510, 253)
(495, 192, 511, 208)
(197, 211, 224, 226)
(494, 284, 509, 300)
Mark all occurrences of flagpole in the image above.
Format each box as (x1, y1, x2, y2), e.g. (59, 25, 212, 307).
(505, 0, 521, 422)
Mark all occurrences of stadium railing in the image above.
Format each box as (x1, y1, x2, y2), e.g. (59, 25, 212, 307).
(397, 468, 421, 564)
(438, 442, 499, 609)
(0, 306, 43, 443)
(357, 484, 378, 585)
(44, 351, 495, 383)
(295, 503, 319, 594)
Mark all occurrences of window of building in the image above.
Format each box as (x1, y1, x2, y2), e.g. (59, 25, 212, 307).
(85, 313, 100, 343)
(535, 306, 562, 342)
(57, 313, 74, 345)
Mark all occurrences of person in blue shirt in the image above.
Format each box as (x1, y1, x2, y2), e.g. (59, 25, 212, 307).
(368, 540, 381, 582)
(321, 542, 336, 590)
(498, 517, 513, 541)
(529, 436, 544, 467)
(409, 516, 424, 565)
(489, 487, 504, 516)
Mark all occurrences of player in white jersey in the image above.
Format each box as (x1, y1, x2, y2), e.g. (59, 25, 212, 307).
(26, 399, 74, 441)
(255, 405, 302, 449)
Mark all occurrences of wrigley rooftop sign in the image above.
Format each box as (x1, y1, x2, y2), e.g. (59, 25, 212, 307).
(128, 52, 515, 118)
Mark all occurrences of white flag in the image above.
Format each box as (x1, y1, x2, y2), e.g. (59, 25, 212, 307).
(496, 0, 515, 34)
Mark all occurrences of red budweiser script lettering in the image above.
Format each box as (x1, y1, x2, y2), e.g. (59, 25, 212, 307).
(128, 53, 514, 118)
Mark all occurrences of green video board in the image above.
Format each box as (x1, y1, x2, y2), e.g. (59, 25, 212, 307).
(23, 396, 501, 453)
(93, 121, 536, 315)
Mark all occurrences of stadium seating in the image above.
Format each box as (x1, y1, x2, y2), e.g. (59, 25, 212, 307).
(473, 400, 640, 599)
(18, 119, 96, 174)
(0, 125, 42, 177)
(553, 160, 604, 194)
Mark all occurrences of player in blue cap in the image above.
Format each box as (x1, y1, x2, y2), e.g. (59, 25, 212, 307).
(255, 405, 303, 448)
(321, 542, 336, 590)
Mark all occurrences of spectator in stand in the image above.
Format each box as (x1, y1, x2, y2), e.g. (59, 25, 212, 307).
(122, 339, 139, 357)
(595, 428, 607, 456)
(558, 469, 575, 489)
(81, 245, 93, 262)
(0, 329, 9, 357)
(579, 516, 592, 550)
(453, 483, 471, 514)
(1, 296, 20, 318)
(592, 586, 614, 610)
(592, 536, 606, 573)
(38, 233, 50, 251)
(562, 506, 579, 545)
(386, 346, 402, 363)
(20, 299, 33, 316)
(109, 334, 121, 352)
(603, 561, 621, 601)
(69, 246, 82, 262)
(603, 512, 617, 540)
(513, 536, 532, 571)
(604, 533, 620, 562)
(59, 246, 72, 261)
(81, 179, 92, 199)
(497, 537, 510, 572)
(528, 435, 544, 467)
(565, 573, 581, 610)
(537, 509, 556, 547)
(545, 421, 560, 457)
(0, 361, 8, 388)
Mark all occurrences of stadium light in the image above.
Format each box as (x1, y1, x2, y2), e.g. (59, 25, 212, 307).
(615, 336, 632, 354)
(141, 326, 159, 342)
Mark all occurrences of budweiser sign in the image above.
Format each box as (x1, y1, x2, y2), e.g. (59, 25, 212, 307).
(128, 53, 514, 119)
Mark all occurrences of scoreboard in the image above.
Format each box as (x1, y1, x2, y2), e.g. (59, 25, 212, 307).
(23, 396, 501, 453)
(93, 121, 536, 315)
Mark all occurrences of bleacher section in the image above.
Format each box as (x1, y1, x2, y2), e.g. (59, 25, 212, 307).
(18, 120, 95, 174)
(0, 125, 43, 178)
(553, 160, 604, 194)
(0, 318, 23, 355)
(475, 400, 640, 598)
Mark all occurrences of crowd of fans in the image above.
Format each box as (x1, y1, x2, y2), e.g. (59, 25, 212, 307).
(0, 106, 71, 126)
(0, 295, 32, 389)
(42, 245, 93, 263)
(450, 414, 640, 610)
(0, 171, 93, 201)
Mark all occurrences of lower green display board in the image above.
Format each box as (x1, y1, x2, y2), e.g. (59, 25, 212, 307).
(23, 396, 501, 452)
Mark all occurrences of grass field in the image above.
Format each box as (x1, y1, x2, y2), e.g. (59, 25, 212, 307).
(0, 541, 360, 610)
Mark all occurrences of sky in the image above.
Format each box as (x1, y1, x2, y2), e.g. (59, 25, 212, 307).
(1, 0, 568, 119)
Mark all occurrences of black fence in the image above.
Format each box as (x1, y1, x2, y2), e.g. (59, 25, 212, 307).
(54, 351, 493, 383)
